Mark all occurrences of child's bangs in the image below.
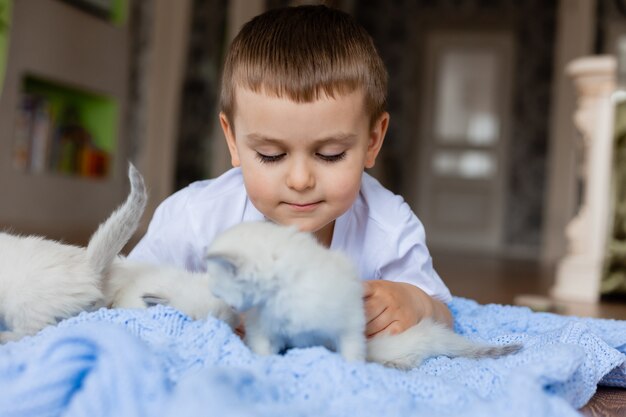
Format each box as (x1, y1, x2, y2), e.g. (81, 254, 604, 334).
(225, 56, 386, 126)
(233, 62, 366, 104)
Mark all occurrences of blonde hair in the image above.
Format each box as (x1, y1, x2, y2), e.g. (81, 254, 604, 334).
(220, 5, 388, 127)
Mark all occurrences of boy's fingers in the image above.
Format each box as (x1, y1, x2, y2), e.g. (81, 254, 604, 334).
(364, 303, 387, 324)
(385, 321, 403, 336)
(362, 281, 374, 298)
(366, 314, 397, 338)
(364, 305, 390, 335)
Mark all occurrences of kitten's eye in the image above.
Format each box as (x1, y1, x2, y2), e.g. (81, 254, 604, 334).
(142, 294, 170, 307)
(256, 152, 285, 164)
(317, 152, 346, 163)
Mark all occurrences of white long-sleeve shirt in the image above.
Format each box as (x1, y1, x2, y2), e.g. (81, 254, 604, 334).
(128, 168, 451, 303)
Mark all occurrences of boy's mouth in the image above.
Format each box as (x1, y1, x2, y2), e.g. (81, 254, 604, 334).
(284, 201, 322, 212)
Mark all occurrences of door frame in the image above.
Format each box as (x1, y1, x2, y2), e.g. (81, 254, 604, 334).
(415, 30, 515, 253)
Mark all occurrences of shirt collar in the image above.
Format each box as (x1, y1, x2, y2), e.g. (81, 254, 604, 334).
(242, 197, 266, 222)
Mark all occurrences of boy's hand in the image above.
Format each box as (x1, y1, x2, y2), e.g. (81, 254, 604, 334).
(362, 280, 452, 338)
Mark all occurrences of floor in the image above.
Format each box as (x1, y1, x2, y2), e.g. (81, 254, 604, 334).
(433, 250, 626, 320)
(432, 250, 626, 417)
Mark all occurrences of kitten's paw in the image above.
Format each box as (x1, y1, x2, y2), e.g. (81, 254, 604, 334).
(245, 333, 275, 356)
(338, 333, 366, 362)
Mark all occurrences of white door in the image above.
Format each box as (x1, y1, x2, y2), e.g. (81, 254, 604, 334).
(416, 31, 514, 252)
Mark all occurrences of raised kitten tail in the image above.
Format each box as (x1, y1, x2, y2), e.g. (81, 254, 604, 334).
(366, 318, 522, 370)
(86, 163, 147, 276)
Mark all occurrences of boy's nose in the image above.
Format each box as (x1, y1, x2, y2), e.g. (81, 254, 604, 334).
(286, 159, 315, 191)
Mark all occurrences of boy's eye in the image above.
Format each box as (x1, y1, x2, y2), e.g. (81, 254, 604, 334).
(316, 152, 346, 163)
(256, 152, 285, 164)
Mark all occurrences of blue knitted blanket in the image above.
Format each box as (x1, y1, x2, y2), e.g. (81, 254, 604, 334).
(1, 297, 625, 417)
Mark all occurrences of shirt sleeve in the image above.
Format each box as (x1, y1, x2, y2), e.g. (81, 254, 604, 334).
(127, 189, 204, 272)
(377, 202, 452, 303)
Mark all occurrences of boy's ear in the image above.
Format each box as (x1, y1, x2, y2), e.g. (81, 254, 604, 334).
(219, 112, 241, 167)
(365, 112, 389, 169)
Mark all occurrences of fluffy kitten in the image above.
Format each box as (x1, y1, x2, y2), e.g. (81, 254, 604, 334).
(206, 222, 366, 361)
(0, 164, 147, 342)
(105, 260, 238, 327)
(0, 164, 237, 343)
(205, 221, 521, 369)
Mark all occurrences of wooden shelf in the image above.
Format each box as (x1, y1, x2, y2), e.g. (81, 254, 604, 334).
(0, 0, 129, 243)
(13, 75, 118, 177)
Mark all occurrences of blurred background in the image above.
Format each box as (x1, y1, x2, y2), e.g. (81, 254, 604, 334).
(0, 0, 625, 317)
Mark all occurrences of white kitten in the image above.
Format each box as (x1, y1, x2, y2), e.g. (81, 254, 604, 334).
(206, 222, 366, 361)
(205, 221, 521, 369)
(0, 164, 236, 343)
(105, 259, 238, 327)
(0, 164, 147, 342)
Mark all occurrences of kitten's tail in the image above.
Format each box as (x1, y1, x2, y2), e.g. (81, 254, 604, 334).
(86, 163, 147, 276)
(366, 318, 522, 370)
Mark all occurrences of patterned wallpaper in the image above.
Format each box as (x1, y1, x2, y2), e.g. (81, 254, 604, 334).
(174, 0, 228, 190)
(354, 0, 557, 251)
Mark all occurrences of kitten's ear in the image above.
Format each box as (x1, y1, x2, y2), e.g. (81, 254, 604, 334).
(205, 253, 239, 276)
(141, 294, 170, 307)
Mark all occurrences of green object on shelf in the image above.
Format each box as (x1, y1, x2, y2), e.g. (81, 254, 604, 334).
(111, 0, 127, 25)
(0, 0, 12, 97)
(23, 76, 118, 153)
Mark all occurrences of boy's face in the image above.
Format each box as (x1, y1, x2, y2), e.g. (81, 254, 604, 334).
(220, 88, 388, 245)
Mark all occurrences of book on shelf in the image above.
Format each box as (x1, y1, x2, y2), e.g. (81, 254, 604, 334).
(29, 99, 53, 174)
(12, 92, 110, 178)
(12, 94, 36, 171)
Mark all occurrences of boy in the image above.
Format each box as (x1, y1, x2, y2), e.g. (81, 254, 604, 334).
(129, 5, 453, 338)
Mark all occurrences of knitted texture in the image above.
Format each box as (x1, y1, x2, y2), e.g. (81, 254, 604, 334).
(0, 297, 624, 417)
